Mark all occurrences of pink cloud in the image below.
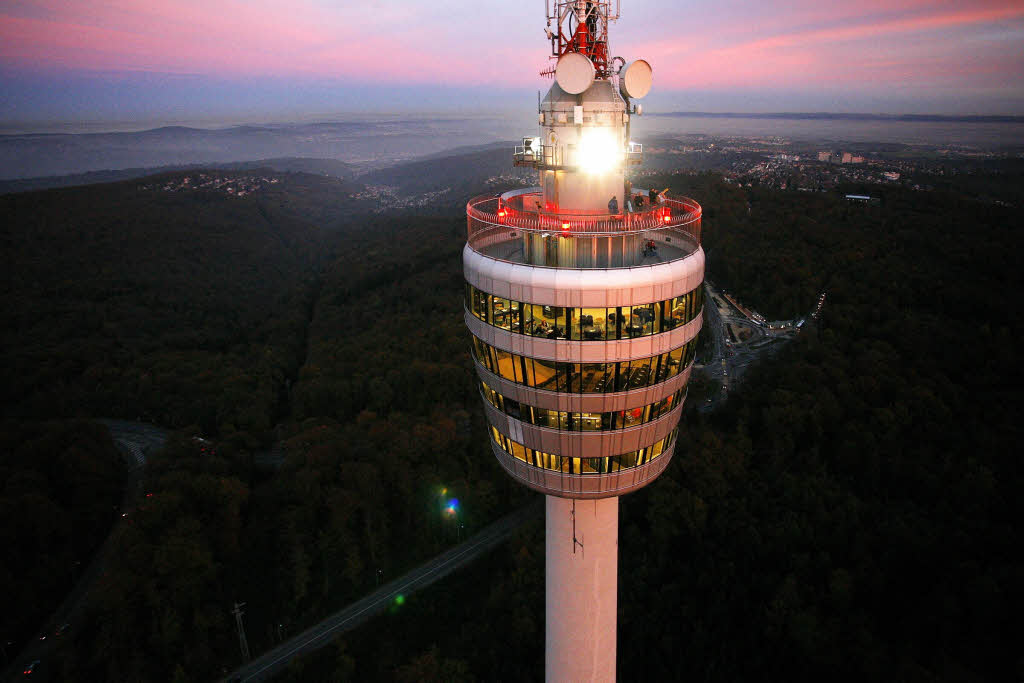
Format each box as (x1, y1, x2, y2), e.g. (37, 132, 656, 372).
(641, 3, 1024, 90)
(1, 0, 1021, 97)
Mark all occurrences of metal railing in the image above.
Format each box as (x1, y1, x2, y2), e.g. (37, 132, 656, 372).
(467, 190, 701, 239)
(513, 142, 643, 168)
(513, 143, 562, 167)
(626, 140, 643, 163)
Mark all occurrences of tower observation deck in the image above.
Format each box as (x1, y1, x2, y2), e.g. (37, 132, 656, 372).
(463, 2, 704, 680)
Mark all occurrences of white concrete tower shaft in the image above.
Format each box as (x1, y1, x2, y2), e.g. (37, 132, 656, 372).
(546, 495, 619, 682)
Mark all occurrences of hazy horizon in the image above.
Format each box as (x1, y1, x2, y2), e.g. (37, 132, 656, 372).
(3, 106, 1023, 139)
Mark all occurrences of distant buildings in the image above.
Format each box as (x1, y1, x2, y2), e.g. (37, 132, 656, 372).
(820, 150, 865, 164)
(845, 194, 880, 204)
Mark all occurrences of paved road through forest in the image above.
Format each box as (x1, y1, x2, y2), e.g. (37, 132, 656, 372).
(223, 498, 543, 682)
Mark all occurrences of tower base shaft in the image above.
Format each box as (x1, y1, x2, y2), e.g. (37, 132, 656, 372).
(546, 495, 619, 682)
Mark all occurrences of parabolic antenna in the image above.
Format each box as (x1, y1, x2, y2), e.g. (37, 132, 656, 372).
(620, 59, 652, 99)
(555, 53, 596, 95)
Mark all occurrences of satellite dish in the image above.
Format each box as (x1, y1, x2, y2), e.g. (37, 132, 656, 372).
(555, 53, 596, 95)
(620, 59, 652, 99)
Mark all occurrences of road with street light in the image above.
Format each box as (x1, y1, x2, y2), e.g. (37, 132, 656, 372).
(698, 281, 806, 411)
(222, 498, 543, 682)
(2, 420, 167, 682)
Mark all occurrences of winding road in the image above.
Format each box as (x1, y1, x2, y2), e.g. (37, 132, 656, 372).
(3, 420, 168, 682)
(222, 498, 543, 682)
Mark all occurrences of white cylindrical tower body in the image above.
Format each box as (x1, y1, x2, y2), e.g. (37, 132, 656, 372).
(539, 80, 628, 212)
(546, 495, 619, 682)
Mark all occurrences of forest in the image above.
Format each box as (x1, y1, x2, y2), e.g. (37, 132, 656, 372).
(0, 156, 1021, 681)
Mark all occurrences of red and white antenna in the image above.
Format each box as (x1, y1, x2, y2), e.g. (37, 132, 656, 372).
(542, 1, 621, 80)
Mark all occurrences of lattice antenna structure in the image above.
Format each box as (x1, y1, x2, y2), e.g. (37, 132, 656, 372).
(542, 0, 621, 78)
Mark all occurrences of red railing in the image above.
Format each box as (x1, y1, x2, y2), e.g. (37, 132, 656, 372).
(467, 191, 700, 238)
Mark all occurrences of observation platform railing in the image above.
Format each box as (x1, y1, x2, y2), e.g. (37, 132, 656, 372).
(466, 189, 702, 269)
(468, 190, 700, 237)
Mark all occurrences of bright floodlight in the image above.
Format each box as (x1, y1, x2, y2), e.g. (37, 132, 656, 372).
(577, 128, 620, 174)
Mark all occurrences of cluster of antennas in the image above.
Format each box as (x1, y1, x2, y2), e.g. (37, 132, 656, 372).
(544, 0, 619, 78)
(543, 0, 651, 101)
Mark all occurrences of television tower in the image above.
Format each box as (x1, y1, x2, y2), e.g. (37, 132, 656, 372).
(463, 2, 704, 680)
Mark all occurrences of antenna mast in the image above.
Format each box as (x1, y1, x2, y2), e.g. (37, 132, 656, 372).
(543, 0, 620, 78)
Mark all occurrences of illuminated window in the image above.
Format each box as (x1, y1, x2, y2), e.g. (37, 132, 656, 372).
(489, 429, 680, 474)
(471, 336, 697, 396)
(533, 358, 558, 390)
(465, 284, 704, 340)
(482, 382, 684, 433)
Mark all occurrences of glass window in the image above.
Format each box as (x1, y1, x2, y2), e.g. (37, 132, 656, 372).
(623, 308, 643, 338)
(504, 397, 521, 420)
(655, 300, 666, 333)
(534, 407, 560, 429)
(628, 356, 654, 389)
(578, 412, 603, 431)
(471, 336, 688, 399)
(569, 307, 582, 340)
(468, 284, 703, 340)
(494, 347, 516, 382)
(579, 362, 610, 393)
(491, 429, 680, 474)
(491, 296, 512, 330)
(471, 337, 489, 371)
(684, 340, 696, 366)
(567, 363, 582, 393)
(617, 451, 641, 469)
(621, 406, 644, 427)
(539, 305, 559, 338)
(667, 293, 687, 329)
(547, 452, 564, 472)
(652, 393, 672, 419)
(606, 307, 621, 339)
(518, 356, 534, 387)
(472, 286, 490, 322)
(580, 308, 605, 340)
(511, 441, 527, 461)
(533, 358, 558, 390)
(480, 381, 499, 409)
(550, 306, 567, 339)
(615, 360, 632, 392)
(555, 362, 573, 392)
(631, 303, 656, 336)
(528, 305, 544, 335)
(651, 352, 666, 383)
(667, 346, 684, 378)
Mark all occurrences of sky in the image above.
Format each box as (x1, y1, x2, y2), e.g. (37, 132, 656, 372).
(1, 0, 1023, 124)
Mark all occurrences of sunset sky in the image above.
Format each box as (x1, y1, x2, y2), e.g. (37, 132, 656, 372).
(2, 0, 1022, 122)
